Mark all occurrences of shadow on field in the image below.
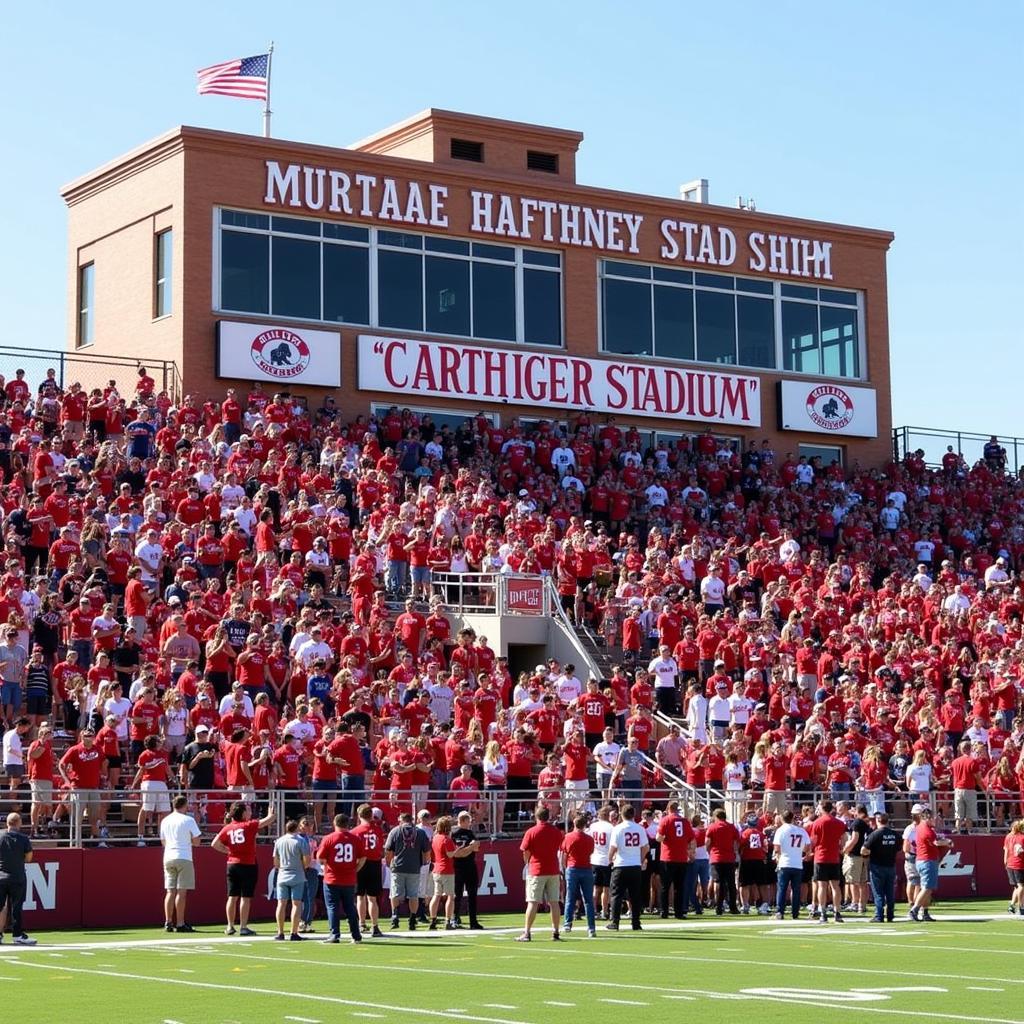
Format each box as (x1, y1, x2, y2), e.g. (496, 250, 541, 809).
(625, 933, 720, 941)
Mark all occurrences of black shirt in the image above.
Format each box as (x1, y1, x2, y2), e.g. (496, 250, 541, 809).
(845, 817, 871, 857)
(222, 617, 251, 652)
(862, 826, 901, 868)
(451, 826, 478, 875)
(182, 742, 217, 789)
(0, 829, 32, 882)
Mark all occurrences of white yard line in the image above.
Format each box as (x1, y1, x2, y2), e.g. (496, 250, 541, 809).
(6, 961, 534, 1024)
(284, 1017, 322, 1023)
(599, 998, 649, 1006)
(771, 936, 1024, 956)
(968, 988, 1006, 993)
(542, 1002, 575, 1008)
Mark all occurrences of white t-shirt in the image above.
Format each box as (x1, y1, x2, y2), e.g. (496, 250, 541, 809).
(906, 763, 932, 793)
(723, 763, 746, 791)
(135, 541, 164, 582)
(773, 823, 810, 869)
(555, 675, 582, 704)
(589, 820, 614, 867)
(2, 730, 23, 766)
(647, 657, 679, 689)
(700, 576, 725, 605)
(729, 694, 754, 725)
(160, 810, 201, 862)
(104, 696, 133, 740)
(610, 821, 649, 868)
(593, 740, 621, 772)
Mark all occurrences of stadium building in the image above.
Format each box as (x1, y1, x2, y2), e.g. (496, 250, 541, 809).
(62, 109, 894, 465)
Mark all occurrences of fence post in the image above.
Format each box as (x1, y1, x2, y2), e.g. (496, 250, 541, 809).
(59, 352, 66, 391)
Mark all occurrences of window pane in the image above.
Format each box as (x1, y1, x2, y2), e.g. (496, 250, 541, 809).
(695, 290, 736, 364)
(820, 304, 859, 378)
(379, 230, 422, 249)
(78, 264, 94, 346)
(425, 237, 470, 255)
(221, 231, 269, 314)
(524, 249, 560, 267)
(425, 255, 471, 337)
(736, 277, 773, 295)
(695, 272, 734, 289)
(471, 261, 516, 341)
(155, 230, 172, 318)
(524, 268, 562, 346)
(799, 443, 843, 468)
(653, 285, 694, 361)
(378, 249, 423, 331)
(221, 210, 269, 230)
(736, 296, 775, 368)
(472, 243, 515, 261)
(819, 288, 858, 306)
(605, 261, 650, 279)
(272, 215, 320, 236)
(323, 243, 369, 325)
(782, 301, 820, 374)
(781, 284, 817, 300)
(323, 223, 368, 242)
(271, 236, 320, 319)
(603, 278, 652, 356)
(653, 267, 693, 284)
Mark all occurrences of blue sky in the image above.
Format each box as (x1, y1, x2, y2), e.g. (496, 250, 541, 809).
(2, 2, 1021, 437)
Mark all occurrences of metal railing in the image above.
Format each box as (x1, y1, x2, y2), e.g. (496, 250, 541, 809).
(544, 575, 603, 681)
(428, 572, 554, 618)
(893, 424, 1024, 474)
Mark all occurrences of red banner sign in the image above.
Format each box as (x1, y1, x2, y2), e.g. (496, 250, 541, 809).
(506, 576, 545, 614)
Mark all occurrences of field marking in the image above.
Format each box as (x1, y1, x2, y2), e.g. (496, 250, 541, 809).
(599, 998, 648, 1005)
(661, 995, 696, 1000)
(968, 988, 1006, 993)
(772, 935, 1024, 957)
(284, 1017, 322, 1023)
(5, 961, 534, 1024)
(351, 1016, 385, 1020)
(482, 1007, 518, 1011)
(543, 1002, 575, 1007)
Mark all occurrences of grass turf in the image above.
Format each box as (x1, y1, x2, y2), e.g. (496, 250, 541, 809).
(2, 900, 1022, 1024)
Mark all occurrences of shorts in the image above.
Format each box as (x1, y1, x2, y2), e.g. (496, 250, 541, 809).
(1, 681, 21, 707)
(30, 779, 53, 801)
(3, 764, 24, 780)
(813, 862, 841, 883)
(801, 860, 814, 884)
(593, 864, 611, 887)
(526, 874, 560, 904)
(106, 754, 124, 770)
(739, 861, 764, 887)
(164, 858, 196, 891)
(357, 860, 382, 897)
(26, 694, 50, 716)
(843, 853, 868, 885)
(141, 780, 171, 813)
(227, 862, 258, 898)
(432, 873, 456, 897)
(916, 859, 939, 891)
(410, 566, 430, 585)
(904, 860, 921, 886)
(763, 790, 788, 815)
(1008, 868, 1024, 886)
(954, 789, 979, 823)
(390, 871, 421, 901)
(276, 879, 306, 902)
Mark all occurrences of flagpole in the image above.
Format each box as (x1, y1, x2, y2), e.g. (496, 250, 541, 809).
(262, 42, 274, 138)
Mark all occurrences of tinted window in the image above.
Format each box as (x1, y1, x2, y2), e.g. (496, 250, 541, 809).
(653, 286, 694, 361)
(272, 236, 320, 319)
(378, 250, 423, 331)
(221, 210, 269, 230)
(221, 231, 268, 314)
(471, 261, 516, 341)
(425, 255, 471, 337)
(782, 301, 820, 374)
(695, 290, 736, 364)
(272, 216, 320, 236)
(524, 269, 561, 346)
(820, 304, 859, 377)
(323, 244, 369, 325)
(603, 278, 652, 356)
(736, 296, 775, 368)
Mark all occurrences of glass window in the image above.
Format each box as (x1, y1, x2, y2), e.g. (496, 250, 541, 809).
(736, 296, 775, 368)
(603, 278, 652, 356)
(221, 210, 269, 229)
(472, 242, 515, 261)
(272, 216, 320, 236)
(695, 290, 736, 364)
(155, 230, 172, 318)
(524, 249, 560, 267)
(653, 267, 693, 284)
(606, 261, 650, 280)
(271, 236, 320, 320)
(799, 443, 843, 468)
(523, 268, 561, 346)
(782, 284, 817, 300)
(695, 272, 734, 289)
(379, 230, 422, 249)
(221, 231, 269, 314)
(471, 261, 516, 341)
(425, 237, 470, 255)
(736, 277, 773, 295)
(323, 223, 368, 242)
(322, 243, 369, 325)
(78, 263, 94, 347)
(425, 255, 471, 337)
(820, 304, 859, 377)
(782, 301, 820, 375)
(819, 288, 857, 306)
(377, 249, 423, 331)
(653, 286, 694, 361)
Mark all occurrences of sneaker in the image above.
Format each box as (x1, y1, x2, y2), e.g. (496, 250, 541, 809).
(0, 934, 4, 944)
(274, 934, 285, 941)
(408, 917, 417, 931)
(834, 912, 844, 923)
(99, 826, 110, 839)
(13, 935, 37, 946)
(631, 924, 643, 931)
(869, 917, 883, 923)
(469, 922, 484, 930)
(390, 918, 400, 930)
(176, 924, 194, 933)
(97, 842, 109, 849)
(563, 922, 573, 932)
(445, 921, 457, 931)
(350, 938, 362, 945)
(323, 936, 339, 944)
(587, 929, 596, 938)
(552, 932, 561, 941)
(922, 911, 935, 922)
(773, 912, 783, 920)
(371, 927, 383, 938)
(605, 923, 619, 931)
(428, 921, 438, 931)
(361, 923, 370, 932)
(239, 927, 256, 937)
(164, 922, 175, 933)
(225, 926, 236, 936)
(515, 933, 532, 942)
(819, 915, 829, 924)
(289, 933, 303, 942)
(136, 839, 146, 847)
(908, 908, 920, 922)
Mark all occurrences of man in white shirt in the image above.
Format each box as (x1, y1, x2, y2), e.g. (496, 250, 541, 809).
(588, 806, 615, 920)
(984, 558, 1011, 591)
(427, 679, 454, 724)
(886, 488, 907, 513)
(879, 500, 900, 532)
(913, 564, 933, 593)
(644, 480, 668, 510)
(233, 498, 257, 537)
(707, 680, 732, 741)
(728, 681, 754, 728)
(942, 585, 971, 615)
(608, 804, 649, 931)
(295, 627, 333, 671)
(772, 808, 810, 920)
(593, 728, 621, 799)
(647, 646, 680, 716)
(685, 682, 709, 744)
(159, 794, 202, 932)
(778, 530, 801, 563)
(555, 667, 582, 705)
(134, 529, 165, 587)
(217, 682, 255, 718)
(551, 443, 575, 477)
(700, 568, 726, 614)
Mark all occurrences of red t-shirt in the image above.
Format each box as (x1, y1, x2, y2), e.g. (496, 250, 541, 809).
(137, 748, 170, 783)
(1004, 831, 1024, 872)
(705, 819, 740, 863)
(214, 818, 261, 865)
(319, 828, 365, 886)
(520, 821, 564, 876)
(351, 821, 386, 863)
(560, 829, 596, 868)
(59, 743, 104, 789)
(656, 812, 695, 863)
(431, 832, 456, 875)
(808, 813, 848, 864)
(914, 820, 943, 863)
(740, 827, 767, 861)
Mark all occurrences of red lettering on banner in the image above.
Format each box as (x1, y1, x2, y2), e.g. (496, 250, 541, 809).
(511, 353, 524, 400)
(524, 356, 545, 402)
(438, 346, 462, 394)
(548, 357, 568, 405)
(605, 364, 627, 410)
(412, 346, 437, 390)
(721, 376, 754, 423)
(572, 359, 594, 407)
(483, 349, 508, 398)
(383, 340, 408, 388)
(696, 373, 717, 418)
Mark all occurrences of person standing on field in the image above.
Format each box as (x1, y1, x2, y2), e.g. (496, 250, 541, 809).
(561, 812, 596, 936)
(772, 809, 810, 920)
(211, 801, 275, 936)
(317, 813, 365, 944)
(861, 812, 900, 923)
(705, 808, 740, 915)
(517, 805, 564, 942)
(909, 806, 952, 922)
(0, 812, 36, 945)
(608, 804, 649, 931)
(273, 819, 310, 941)
(808, 799, 848, 924)
(159, 794, 201, 933)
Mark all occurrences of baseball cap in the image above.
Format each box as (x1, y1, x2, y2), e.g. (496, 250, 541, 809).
(910, 803, 926, 815)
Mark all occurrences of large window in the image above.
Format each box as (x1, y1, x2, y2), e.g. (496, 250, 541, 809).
(217, 210, 562, 347)
(155, 230, 172, 318)
(600, 261, 863, 379)
(77, 263, 94, 347)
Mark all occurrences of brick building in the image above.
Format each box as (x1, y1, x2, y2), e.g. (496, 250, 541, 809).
(62, 108, 894, 465)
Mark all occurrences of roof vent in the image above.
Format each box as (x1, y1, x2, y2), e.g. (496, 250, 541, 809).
(527, 150, 559, 174)
(680, 178, 710, 204)
(450, 138, 484, 163)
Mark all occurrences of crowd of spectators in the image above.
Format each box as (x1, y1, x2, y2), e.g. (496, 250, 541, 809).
(0, 363, 1021, 852)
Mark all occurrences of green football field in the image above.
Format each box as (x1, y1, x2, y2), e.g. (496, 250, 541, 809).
(2, 900, 1022, 1024)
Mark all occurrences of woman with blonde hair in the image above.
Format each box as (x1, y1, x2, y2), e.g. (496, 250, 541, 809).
(906, 749, 933, 808)
(162, 689, 189, 762)
(1003, 819, 1024, 915)
(482, 739, 508, 835)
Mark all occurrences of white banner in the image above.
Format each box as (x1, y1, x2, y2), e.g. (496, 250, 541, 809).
(216, 321, 341, 387)
(778, 380, 878, 437)
(357, 335, 761, 426)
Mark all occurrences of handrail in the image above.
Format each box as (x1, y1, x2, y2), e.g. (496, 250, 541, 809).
(893, 424, 1023, 474)
(543, 575, 603, 681)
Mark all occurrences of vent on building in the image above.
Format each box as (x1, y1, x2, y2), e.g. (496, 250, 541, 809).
(450, 138, 484, 162)
(527, 150, 559, 173)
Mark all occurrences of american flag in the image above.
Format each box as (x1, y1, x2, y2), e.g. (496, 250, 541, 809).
(196, 53, 270, 101)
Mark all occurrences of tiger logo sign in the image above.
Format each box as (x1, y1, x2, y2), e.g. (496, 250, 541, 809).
(250, 329, 311, 379)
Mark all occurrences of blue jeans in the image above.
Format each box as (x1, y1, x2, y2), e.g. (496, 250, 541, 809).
(339, 774, 365, 818)
(830, 782, 853, 799)
(776, 866, 803, 918)
(323, 883, 360, 940)
(387, 560, 408, 594)
(301, 868, 319, 925)
(72, 638, 93, 671)
(870, 864, 895, 921)
(564, 867, 595, 930)
(689, 859, 710, 911)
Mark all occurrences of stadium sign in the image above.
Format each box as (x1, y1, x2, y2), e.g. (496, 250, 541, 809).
(778, 379, 878, 437)
(216, 321, 341, 388)
(264, 161, 835, 280)
(358, 335, 762, 426)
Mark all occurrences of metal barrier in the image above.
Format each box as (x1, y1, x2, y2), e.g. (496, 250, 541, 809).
(893, 424, 1023, 474)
